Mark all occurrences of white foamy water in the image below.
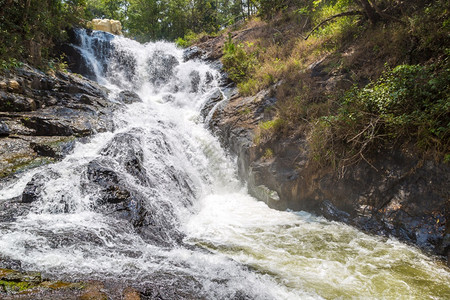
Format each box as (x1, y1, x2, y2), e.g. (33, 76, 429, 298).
(0, 30, 448, 299)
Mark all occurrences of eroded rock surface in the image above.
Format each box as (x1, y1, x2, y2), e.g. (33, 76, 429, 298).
(207, 84, 450, 262)
(0, 65, 117, 179)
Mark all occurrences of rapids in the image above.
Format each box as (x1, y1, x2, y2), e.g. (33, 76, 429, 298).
(0, 30, 449, 299)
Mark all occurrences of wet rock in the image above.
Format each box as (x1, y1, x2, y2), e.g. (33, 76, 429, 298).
(116, 90, 142, 104)
(86, 160, 130, 204)
(147, 51, 179, 87)
(0, 64, 117, 178)
(183, 46, 205, 61)
(108, 50, 137, 85)
(189, 70, 201, 93)
(84, 158, 184, 246)
(0, 92, 36, 112)
(101, 131, 149, 185)
(60, 44, 97, 80)
(320, 200, 350, 223)
(22, 173, 48, 203)
(200, 88, 223, 119)
(0, 121, 9, 137)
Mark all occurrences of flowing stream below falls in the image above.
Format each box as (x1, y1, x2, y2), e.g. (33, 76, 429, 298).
(0, 30, 449, 299)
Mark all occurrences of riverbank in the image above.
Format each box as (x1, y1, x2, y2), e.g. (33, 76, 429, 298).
(194, 13, 449, 264)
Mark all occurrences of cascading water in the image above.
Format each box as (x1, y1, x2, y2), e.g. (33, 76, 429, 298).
(0, 30, 449, 299)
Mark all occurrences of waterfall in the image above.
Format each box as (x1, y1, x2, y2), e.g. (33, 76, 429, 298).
(0, 29, 448, 299)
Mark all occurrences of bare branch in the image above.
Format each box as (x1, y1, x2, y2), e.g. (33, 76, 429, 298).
(304, 11, 364, 40)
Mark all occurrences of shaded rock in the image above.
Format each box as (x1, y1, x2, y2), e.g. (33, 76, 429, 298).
(183, 46, 205, 61)
(320, 200, 350, 223)
(0, 65, 117, 178)
(0, 92, 36, 112)
(22, 117, 74, 136)
(116, 90, 142, 104)
(30, 137, 75, 159)
(200, 88, 223, 119)
(249, 184, 281, 209)
(0, 121, 9, 137)
(100, 131, 149, 186)
(147, 51, 179, 87)
(86, 160, 130, 204)
(60, 44, 97, 80)
(210, 84, 450, 261)
(189, 70, 201, 93)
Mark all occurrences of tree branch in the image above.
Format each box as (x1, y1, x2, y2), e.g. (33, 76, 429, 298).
(304, 11, 364, 40)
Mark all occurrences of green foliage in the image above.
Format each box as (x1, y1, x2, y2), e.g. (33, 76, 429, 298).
(255, 118, 286, 144)
(0, 280, 32, 293)
(0, 0, 86, 68)
(221, 36, 257, 83)
(1, 58, 22, 72)
(310, 63, 450, 167)
(48, 55, 69, 73)
(119, 0, 255, 42)
(176, 31, 206, 48)
(263, 148, 274, 159)
(85, 0, 128, 25)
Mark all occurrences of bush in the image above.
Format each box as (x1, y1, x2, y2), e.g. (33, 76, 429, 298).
(175, 31, 208, 48)
(221, 35, 257, 83)
(309, 63, 450, 167)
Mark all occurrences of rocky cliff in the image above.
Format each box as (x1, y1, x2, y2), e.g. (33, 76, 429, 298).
(194, 39, 450, 264)
(204, 82, 449, 263)
(0, 65, 135, 180)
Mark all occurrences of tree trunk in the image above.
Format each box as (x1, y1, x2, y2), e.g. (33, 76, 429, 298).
(357, 0, 381, 24)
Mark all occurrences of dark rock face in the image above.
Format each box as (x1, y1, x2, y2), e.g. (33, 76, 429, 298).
(116, 90, 142, 104)
(0, 121, 9, 136)
(189, 70, 201, 93)
(182, 46, 206, 62)
(83, 157, 184, 247)
(0, 65, 118, 179)
(200, 88, 223, 119)
(147, 51, 179, 87)
(208, 85, 450, 262)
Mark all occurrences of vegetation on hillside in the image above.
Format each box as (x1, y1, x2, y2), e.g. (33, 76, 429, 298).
(218, 0, 450, 168)
(0, 0, 258, 69)
(1, 0, 448, 169)
(0, 0, 86, 69)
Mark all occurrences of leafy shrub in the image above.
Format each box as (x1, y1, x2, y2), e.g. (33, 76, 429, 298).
(221, 35, 257, 83)
(175, 31, 208, 48)
(310, 63, 450, 167)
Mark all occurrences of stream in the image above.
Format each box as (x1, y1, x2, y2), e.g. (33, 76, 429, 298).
(0, 30, 449, 299)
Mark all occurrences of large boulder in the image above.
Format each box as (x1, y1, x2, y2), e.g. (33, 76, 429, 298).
(0, 65, 118, 179)
(89, 19, 123, 35)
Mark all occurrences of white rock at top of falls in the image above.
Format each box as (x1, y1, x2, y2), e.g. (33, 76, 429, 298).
(88, 19, 123, 35)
